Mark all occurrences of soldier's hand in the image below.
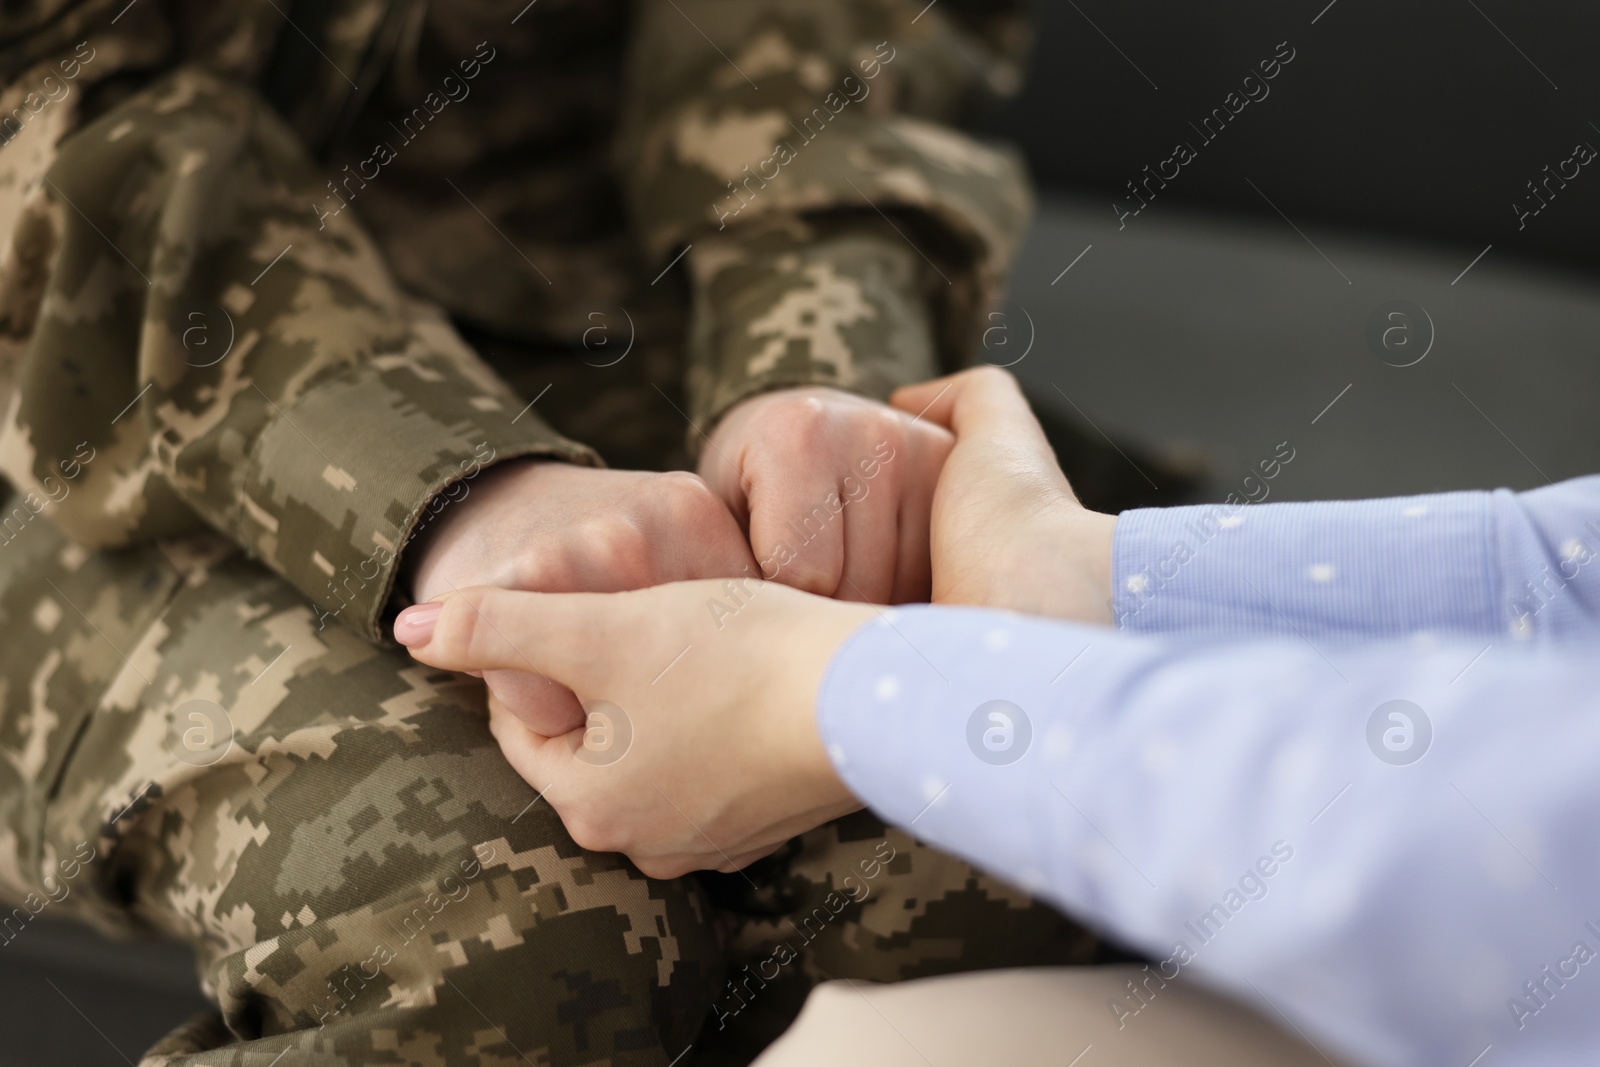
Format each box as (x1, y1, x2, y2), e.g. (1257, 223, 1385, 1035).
(393, 580, 871, 879)
(698, 386, 953, 604)
(404, 461, 759, 735)
(891, 368, 1117, 624)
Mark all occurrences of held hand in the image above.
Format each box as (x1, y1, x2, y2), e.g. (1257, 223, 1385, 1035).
(403, 461, 759, 735)
(393, 582, 872, 878)
(699, 387, 953, 604)
(890, 368, 1117, 625)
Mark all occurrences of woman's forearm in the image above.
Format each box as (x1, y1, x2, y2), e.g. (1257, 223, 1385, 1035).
(1111, 475, 1600, 641)
(819, 604, 1600, 1067)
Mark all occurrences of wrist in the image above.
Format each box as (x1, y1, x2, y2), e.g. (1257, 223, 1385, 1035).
(783, 597, 875, 815)
(1059, 507, 1118, 626)
(402, 457, 552, 602)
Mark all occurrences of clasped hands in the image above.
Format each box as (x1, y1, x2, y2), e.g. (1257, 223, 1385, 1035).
(396, 370, 1116, 878)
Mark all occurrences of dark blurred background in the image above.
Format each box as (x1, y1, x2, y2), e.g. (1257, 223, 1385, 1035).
(987, 0, 1600, 272)
(975, 0, 1600, 507)
(12, 1, 1600, 1063)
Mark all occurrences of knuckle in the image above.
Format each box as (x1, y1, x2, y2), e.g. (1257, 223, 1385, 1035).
(659, 471, 733, 535)
(509, 553, 552, 591)
(768, 395, 829, 444)
(872, 418, 906, 464)
(437, 591, 490, 663)
(777, 560, 837, 598)
(866, 439, 901, 483)
(661, 469, 710, 495)
(566, 812, 622, 855)
(634, 855, 687, 881)
(663, 470, 719, 513)
(579, 519, 647, 577)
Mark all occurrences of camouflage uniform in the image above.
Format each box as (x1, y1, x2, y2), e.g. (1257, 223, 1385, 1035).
(0, 2, 1124, 1064)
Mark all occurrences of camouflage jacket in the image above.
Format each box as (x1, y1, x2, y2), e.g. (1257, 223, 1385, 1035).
(0, 0, 1033, 641)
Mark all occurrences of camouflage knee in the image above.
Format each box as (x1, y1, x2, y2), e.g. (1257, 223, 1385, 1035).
(0, 499, 186, 922)
(9, 537, 723, 1065)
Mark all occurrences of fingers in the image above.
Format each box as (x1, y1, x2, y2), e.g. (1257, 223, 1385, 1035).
(745, 451, 845, 597)
(834, 470, 897, 603)
(486, 699, 737, 881)
(890, 480, 934, 604)
(891, 368, 1054, 462)
(889, 375, 962, 429)
(628, 842, 782, 880)
(890, 421, 952, 603)
(487, 695, 579, 796)
(482, 668, 587, 736)
(655, 471, 762, 582)
(395, 585, 615, 688)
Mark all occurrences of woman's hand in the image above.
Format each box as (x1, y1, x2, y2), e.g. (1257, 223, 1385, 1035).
(394, 580, 872, 879)
(891, 368, 1118, 625)
(392, 367, 1114, 878)
(403, 461, 760, 736)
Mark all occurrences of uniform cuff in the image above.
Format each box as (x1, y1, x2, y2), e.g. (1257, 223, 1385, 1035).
(685, 220, 942, 443)
(235, 359, 600, 641)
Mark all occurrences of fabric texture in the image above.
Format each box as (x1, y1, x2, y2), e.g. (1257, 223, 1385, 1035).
(0, 0, 1031, 640)
(0, 430, 1106, 1067)
(817, 477, 1600, 1067)
(1112, 475, 1600, 640)
(0, 2, 1124, 1063)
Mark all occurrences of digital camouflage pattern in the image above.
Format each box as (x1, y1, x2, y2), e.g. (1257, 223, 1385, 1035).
(0, 1, 1133, 1064)
(0, 0, 1036, 640)
(0, 512, 724, 1064)
(0, 480, 1112, 1066)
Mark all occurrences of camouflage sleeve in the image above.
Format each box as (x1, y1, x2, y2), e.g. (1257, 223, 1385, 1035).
(616, 0, 1035, 435)
(0, 10, 599, 643)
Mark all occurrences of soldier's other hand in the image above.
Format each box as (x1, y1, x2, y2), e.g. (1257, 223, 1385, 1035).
(891, 368, 1117, 625)
(404, 462, 759, 735)
(698, 386, 953, 604)
(393, 581, 871, 878)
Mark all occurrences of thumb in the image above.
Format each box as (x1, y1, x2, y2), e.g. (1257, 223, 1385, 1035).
(394, 586, 614, 694)
(892, 367, 1056, 465)
(487, 695, 584, 797)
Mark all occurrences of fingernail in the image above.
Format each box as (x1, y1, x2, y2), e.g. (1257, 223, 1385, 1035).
(394, 602, 442, 646)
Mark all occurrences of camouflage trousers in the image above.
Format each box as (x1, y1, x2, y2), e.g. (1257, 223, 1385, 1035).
(0, 343, 1108, 1066)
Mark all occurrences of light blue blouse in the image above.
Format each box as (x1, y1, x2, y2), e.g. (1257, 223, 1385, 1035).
(818, 477, 1600, 1067)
